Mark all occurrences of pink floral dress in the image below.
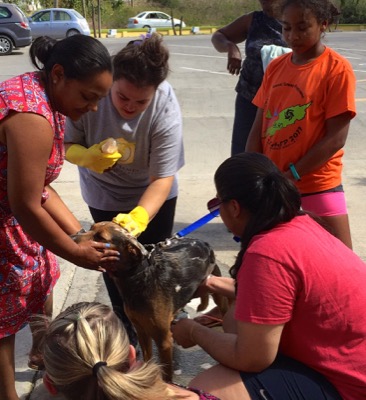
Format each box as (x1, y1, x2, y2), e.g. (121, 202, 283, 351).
(0, 72, 65, 338)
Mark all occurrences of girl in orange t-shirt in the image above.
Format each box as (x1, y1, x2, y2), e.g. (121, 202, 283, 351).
(246, 0, 356, 249)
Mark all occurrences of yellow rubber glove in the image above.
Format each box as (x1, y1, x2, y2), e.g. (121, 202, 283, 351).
(65, 140, 122, 174)
(113, 206, 149, 237)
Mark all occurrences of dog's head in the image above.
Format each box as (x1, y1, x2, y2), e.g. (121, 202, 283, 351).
(72, 222, 149, 270)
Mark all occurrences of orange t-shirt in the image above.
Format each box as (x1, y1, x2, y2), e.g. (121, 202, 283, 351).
(253, 47, 356, 194)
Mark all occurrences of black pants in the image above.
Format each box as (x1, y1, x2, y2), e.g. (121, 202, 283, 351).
(89, 197, 177, 346)
(231, 92, 258, 156)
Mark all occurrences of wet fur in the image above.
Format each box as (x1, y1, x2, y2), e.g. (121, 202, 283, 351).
(73, 221, 228, 381)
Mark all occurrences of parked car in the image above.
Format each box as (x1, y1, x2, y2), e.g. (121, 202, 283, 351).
(0, 2, 31, 55)
(28, 8, 90, 39)
(127, 11, 186, 29)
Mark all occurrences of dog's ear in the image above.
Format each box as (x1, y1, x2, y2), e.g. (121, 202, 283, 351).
(127, 242, 142, 258)
(126, 241, 150, 258)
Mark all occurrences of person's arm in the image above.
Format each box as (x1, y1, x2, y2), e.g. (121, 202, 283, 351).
(114, 83, 184, 237)
(172, 318, 284, 372)
(172, 248, 297, 372)
(4, 112, 118, 270)
(113, 175, 174, 237)
(211, 13, 253, 75)
(245, 108, 264, 152)
(64, 140, 121, 173)
(64, 117, 121, 173)
(194, 275, 236, 300)
(42, 185, 82, 235)
(138, 175, 174, 220)
(285, 112, 352, 179)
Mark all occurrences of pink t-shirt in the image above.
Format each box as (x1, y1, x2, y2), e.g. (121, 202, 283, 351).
(235, 215, 366, 400)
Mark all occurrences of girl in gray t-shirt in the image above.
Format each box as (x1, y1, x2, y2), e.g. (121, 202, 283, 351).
(64, 33, 184, 345)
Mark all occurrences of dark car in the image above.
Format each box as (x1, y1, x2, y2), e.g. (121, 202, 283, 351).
(0, 2, 31, 55)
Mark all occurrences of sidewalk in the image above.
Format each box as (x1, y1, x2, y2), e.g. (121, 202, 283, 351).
(14, 33, 366, 398)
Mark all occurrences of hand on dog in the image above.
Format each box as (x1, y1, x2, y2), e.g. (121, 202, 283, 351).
(171, 318, 198, 348)
(73, 241, 120, 272)
(113, 206, 149, 237)
(192, 275, 212, 298)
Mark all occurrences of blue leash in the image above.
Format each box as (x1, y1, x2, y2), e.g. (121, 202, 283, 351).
(174, 208, 220, 238)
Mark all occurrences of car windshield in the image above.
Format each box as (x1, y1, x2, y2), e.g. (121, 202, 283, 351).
(136, 12, 146, 18)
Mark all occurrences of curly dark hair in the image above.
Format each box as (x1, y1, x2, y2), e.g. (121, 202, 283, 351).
(281, 0, 336, 23)
(112, 33, 169, 88)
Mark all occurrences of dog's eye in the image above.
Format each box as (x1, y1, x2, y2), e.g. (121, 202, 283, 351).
(94, 233, 108, 242)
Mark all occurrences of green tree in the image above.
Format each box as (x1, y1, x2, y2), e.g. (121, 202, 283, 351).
(148, 0, 180, 7)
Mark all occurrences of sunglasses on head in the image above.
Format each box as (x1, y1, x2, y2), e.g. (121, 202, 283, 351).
(207, 197, 223, 213)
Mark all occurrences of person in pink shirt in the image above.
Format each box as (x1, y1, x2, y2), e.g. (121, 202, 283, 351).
(172, 152, 366, 400)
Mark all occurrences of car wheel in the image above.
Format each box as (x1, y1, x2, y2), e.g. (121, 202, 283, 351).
(0, 35, 13, 56)
(142, 25, 150, 29)
(66, 29, 80, 37)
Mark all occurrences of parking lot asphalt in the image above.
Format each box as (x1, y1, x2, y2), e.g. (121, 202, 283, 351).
(2, 31, 365, 398)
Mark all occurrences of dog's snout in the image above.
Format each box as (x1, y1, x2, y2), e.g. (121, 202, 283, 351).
(70, 234, 79, 242)
(70, 231, 94, 243)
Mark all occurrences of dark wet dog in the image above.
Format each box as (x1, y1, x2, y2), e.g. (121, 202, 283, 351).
(73, 221, 228, 381)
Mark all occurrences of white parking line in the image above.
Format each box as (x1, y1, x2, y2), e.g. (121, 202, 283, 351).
(180, 67, 230, 75)
(169, 44, 213, 49)
(172, 52, 226, 59)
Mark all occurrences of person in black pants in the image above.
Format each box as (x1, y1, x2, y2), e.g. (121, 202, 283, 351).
(64, 34, 184, 346)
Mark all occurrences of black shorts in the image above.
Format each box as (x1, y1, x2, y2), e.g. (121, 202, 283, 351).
(240, 355, 342, 400)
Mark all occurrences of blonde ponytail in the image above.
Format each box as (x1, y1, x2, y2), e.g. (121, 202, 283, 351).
(42, 302, 176, 400)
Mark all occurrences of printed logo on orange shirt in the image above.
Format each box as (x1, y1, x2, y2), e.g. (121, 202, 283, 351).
(264, 102, 312, 137)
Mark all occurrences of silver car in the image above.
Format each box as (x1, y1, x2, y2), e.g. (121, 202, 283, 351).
(127, 11, 186, 29)
(28, 8, 90, 39)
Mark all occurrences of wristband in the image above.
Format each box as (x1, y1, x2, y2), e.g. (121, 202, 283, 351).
(289, 163, 301, 181)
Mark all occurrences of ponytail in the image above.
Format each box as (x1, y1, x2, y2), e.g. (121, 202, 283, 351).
(214, 153, 302, 279)
(29, 35, 112, 81)
(42, 302, 176, 400)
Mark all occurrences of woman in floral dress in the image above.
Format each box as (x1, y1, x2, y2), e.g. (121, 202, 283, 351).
(0, 35, 119, 400)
